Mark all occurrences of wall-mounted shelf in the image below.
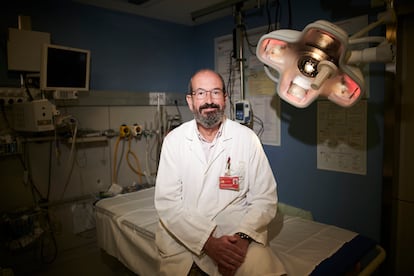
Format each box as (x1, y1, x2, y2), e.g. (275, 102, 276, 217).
(67, 136, 108, 144)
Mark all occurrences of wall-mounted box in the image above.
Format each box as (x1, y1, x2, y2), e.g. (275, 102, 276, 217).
(12, 99, 55, 132)
(7, 28, 51, 72)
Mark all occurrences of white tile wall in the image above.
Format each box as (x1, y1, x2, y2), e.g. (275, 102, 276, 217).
(41, 104, 193, 201)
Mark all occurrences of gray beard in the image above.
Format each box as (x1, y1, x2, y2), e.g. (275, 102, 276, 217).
(194, 109, 224, 128)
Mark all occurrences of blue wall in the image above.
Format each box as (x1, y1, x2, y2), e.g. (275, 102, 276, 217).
(2, 0, 194, 91)
(2, 0, 384, 241)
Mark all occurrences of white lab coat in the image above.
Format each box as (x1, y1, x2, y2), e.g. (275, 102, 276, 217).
(154, 118, 283, 275)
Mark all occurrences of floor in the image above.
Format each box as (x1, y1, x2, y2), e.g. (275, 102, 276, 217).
(1, 229, 137, 276)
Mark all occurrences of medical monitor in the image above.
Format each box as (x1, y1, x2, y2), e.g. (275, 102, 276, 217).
(40, 44, 90, 92)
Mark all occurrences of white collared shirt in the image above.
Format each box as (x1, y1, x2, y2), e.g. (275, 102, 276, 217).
(196, 123, 223, 162)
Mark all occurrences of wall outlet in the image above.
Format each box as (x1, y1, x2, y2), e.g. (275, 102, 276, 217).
(149, 92, 166, 105)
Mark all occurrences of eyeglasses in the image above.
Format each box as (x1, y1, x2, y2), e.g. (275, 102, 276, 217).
(190, 88, 224, 99)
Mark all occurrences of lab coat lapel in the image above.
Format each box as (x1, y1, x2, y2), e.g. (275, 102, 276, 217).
(205, 120, 232, 173)
(205, 143, 225, 173)
(184, 119, 233, 173)
(185, 120, 206, 166)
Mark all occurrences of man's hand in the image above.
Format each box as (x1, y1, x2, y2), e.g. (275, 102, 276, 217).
(203, 234, 250, 275)
(232, 233, 250, 253)
(203, 235, 246, 272)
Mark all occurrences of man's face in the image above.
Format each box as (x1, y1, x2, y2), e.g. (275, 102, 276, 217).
(186, 71, 227, 129)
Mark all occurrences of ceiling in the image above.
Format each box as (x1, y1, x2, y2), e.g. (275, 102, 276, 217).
(75, 0, 256, 26)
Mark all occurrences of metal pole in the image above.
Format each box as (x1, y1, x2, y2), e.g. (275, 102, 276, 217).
(234, 4, 245, 100)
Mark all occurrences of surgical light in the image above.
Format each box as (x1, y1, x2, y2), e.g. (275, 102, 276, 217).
(256, 10, 395, 108)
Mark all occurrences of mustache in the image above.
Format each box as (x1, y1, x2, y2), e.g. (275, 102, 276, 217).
(199, 103, 220, 111)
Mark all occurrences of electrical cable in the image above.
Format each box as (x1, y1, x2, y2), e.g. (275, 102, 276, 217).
(59, 117, 78, 200)
(16, 143, 58, 264)
(126, 136, 144, 184)
(241, 0, 285, 57)
(148, 124, 158, 165)
(22, 73, 34, 101)
(265, 0, 272, 33)
(144, 136, 156, 185)
(175, 100, 182, 121)
(15, 141, 42, 204)
(287, 0, 292, 28)
(112, 127, 152, 186)
(155, 106, 166, 166)
(112, 135, 122, 184)
(243, 25, 258, 56)
(274, 0, 280, 30)
(253, 114, 265, 138)
(0, 102, 12, 130)
(17, 148, 46, 204)
(40, 211, 58, 264)
(227, 50, 235, 119)
(47, 139, 55, 200)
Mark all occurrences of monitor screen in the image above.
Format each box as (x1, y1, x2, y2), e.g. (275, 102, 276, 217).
(40, 44, 90, 92)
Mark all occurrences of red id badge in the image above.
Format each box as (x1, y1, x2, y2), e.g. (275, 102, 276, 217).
(219, 176, 239, 191)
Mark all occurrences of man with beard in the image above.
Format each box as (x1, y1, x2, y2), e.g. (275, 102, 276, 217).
(154, 69, 285, 276)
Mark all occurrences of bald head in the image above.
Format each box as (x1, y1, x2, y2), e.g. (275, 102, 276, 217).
(188, 69, 226, 95)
